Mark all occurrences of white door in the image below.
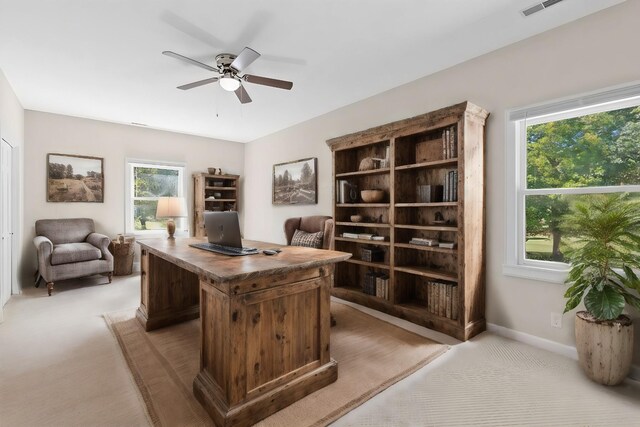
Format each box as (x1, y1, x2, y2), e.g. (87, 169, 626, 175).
(0, 138, 13, 308)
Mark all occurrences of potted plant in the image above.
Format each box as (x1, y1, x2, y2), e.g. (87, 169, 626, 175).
(562, 193, 640, 385)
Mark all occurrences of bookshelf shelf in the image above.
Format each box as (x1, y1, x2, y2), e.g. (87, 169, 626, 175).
(395, 202, 457, 208)
(335, 237, 390, 246)
(327, 101, 488, 341)
(395, 158, 458, 171)
(335, 168, 390, 178)
(335, 222, 390, 228)
(394, 243, 457, 254)
(394, 265, 458, 282)
(336, 203, 390, 208)
(395, 224, 458, 232)
(345, 259, 390, 270)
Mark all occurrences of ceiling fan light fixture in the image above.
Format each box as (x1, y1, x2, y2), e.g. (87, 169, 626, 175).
(219, 74, 240, 92)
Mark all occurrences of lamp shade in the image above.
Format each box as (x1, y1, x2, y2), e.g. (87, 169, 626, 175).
(156, 197, 187, 218)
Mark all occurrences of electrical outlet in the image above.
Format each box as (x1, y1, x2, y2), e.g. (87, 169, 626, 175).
(551, 312, 562, 328)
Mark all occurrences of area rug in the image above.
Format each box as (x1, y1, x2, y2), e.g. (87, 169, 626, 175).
(104, 302, 448, 427)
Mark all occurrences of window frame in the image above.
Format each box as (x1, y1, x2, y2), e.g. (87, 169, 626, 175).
(125, 159, 187, 236)
(504, 83, 640, 283)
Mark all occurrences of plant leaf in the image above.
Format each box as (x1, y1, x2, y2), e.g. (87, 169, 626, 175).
(623, 293, 640, 311)
(564, 292, 583, 314)
(584, 286, 625, 320)
(622, 266, 640, 291)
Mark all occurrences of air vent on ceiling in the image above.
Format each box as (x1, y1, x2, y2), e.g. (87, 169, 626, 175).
(521, 0, 564, 17)
(130, 122, 148, 127)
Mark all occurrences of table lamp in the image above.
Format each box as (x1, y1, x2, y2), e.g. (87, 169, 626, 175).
(156, 196, 187, 239)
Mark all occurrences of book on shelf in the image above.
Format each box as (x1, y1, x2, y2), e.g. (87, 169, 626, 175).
(342, 232, 359, 239)
(409, 238, 439, 246)
(371, 235, 386, 241)
(375, 274, 389, 300)
(442, 170, 458, 202)
(426, 281, 459, 320)
(441, 125, 457, 160)
(438, 241, 457, 249)
(357, 233, 374, 240)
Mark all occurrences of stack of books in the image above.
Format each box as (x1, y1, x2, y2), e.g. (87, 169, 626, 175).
(438, 241, 457, 249)
(427, 281, 459, 320)
(409, 237, 439, 246)
(376, 275, 389, 300)
(363, 271, 389, 300)
(342, 232, 359, 239)
(442, 170, 458, 202)
(442, 126, 457, 159)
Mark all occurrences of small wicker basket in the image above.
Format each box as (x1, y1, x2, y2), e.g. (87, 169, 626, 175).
(108, 235, 136, 276)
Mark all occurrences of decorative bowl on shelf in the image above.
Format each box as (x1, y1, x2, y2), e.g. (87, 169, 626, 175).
(207, 167, 218, 175)
(350, 214, 363, 223)
(360, 189, 384, 203)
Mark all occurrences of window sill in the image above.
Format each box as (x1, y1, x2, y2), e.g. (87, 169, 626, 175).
(502, 264, 569, 284)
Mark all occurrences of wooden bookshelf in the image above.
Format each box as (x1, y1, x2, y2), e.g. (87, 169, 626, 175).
(193, 173, 240, 238)
(327, 101, 489, 341)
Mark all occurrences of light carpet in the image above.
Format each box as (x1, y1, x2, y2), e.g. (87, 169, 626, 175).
(104, 301, 448, 427)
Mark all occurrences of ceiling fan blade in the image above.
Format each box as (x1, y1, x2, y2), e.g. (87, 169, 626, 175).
(243, 74, 293, 90)
(177, 77, 219, 90)
(234, 84, 252, 104)
(162, 51, 218, 72)
(230, 47, 260, 72)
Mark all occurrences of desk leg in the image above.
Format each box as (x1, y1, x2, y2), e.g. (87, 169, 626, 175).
(193, 267, 338, 427)
(136, 249, 200, 331)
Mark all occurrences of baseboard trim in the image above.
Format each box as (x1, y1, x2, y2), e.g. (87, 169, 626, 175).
(487, 323, 639, 382)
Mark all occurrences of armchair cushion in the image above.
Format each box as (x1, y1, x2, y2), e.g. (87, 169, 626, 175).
(35, 218, 95, 245)
(290, 229, 324, 249)
(51, 243, 102, 266)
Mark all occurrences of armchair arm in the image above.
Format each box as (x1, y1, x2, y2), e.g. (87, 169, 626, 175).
(33, 236, 54, 267)
(87, 232, 113, 263)
(284, 218, 301, 245)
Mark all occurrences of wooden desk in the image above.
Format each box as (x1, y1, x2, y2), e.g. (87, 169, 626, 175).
(136, 238, 351, 427)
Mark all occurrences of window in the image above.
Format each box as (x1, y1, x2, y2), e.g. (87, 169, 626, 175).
(505, 84, 640, 282)
(125, 160, 186, 235)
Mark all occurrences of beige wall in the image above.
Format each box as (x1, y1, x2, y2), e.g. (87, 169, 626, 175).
(0, 69, 25, 298)
(21, 111, 244, 287)
(243, 0, 640, 367)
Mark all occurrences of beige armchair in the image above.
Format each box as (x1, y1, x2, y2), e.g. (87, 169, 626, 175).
(284, 216, 334, 250)
(34, 218, 113, 296)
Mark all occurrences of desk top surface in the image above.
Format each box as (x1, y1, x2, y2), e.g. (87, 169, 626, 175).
(137, 237, 351, 283)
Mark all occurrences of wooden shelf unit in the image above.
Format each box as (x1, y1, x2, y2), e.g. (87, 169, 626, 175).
(193, 173, 240, 238)
(327, 101, 488, 341)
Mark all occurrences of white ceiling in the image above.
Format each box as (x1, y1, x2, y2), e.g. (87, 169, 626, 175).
(0, 0, 625, 143)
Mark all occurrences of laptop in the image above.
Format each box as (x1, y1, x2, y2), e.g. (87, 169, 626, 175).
(190, 211, 258, 256)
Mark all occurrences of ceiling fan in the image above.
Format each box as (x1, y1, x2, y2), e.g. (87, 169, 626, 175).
(162, 47, 293, 104)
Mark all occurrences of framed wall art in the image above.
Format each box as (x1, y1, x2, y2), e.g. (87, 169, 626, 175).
(47, 153, 104, 202)
(272, 157, 317, 205)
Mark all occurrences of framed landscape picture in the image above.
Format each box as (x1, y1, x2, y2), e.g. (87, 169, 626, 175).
(47, 153, 104, 202)
(273, 157, 317, 205)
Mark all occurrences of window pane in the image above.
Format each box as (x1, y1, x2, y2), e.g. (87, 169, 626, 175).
(133, 200, 168, 231)
(524, 193, 640, 262)
(134, 167, 179, 197)
(526, 106, 640, 189)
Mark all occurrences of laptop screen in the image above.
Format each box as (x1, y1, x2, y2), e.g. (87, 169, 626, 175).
(203, 211, 242, 248)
